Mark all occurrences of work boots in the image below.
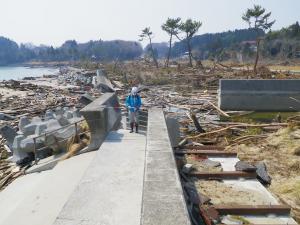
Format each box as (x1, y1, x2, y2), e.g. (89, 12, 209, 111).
(130, 122, 134, 133)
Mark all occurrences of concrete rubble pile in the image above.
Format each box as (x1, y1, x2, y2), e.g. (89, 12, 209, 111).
(56, 68, 115, 93)
(6, 106, 83, 163)
(0, 66, 126, 192)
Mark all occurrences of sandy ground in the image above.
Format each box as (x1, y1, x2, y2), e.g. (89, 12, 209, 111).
(195, 180, 274, 205)
(185, 155, 223, 172)
(0, 87, 28, 99)
(22, 77, 78, 89)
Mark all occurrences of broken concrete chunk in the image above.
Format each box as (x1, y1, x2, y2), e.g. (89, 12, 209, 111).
(256, 161, 272, 185)
(11, 107, 82, 162)
(235, 161, 256, 172)
(45, 110, 55, 120)
(95, 69, 114, 93)
(23, 123, 38, 136)
(0, 113, 15, 121)
(56, 115, 71, 126)
(79, 93, 95, 105)
(0, 125, 17, 148)
(203, 159, 221, 168)
(18, 116, 30, 133)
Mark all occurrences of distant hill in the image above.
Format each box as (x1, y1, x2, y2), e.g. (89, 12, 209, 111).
(0, 37, 20, 65)
(262, 22, 300, 59)
(170, 28, 264, 60)
(144, 42, 168, 59)
(169, 22, 300, 61)
(0, 38, 143, 65)
(0, 22, 299, 65)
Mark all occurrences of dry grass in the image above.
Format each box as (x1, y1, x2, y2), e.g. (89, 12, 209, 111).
(268, 65, 300, 71)
(195, 180, 273, 205)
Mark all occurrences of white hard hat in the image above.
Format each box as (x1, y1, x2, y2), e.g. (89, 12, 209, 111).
(131, 87, 138, 95)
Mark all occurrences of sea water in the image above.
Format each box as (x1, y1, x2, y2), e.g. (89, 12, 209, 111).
(0, 66, 59, 81)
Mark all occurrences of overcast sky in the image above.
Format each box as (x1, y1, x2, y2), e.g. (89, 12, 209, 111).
(0, 0, 299, 46)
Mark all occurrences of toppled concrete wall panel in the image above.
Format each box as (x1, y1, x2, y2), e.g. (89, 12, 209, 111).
(80, 93, 121, 151)
(218, 79, 300, 111)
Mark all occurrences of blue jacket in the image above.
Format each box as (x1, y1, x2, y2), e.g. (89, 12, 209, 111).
(126, 95, 142, 112)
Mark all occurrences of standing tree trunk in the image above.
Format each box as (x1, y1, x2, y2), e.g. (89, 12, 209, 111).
(254, 38, 261, 73)
(187, 38, 193, 67)
(149, 36, 159, 68)
(165, 35, 173, 68)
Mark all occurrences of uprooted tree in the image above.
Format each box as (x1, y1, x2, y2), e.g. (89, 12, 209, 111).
(139, 27, 159, 68)
(242, 5, 275, 73)
(161, 17, 181, 68)
(178, 19, 202, 67)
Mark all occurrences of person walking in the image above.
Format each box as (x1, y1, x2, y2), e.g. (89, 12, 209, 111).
(125, 87, 142, 133)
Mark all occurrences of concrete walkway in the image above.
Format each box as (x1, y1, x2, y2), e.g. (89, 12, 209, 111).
(53, 130, 146, 225)
(0, 150, 97, 225)
(0, 109, 191, 225)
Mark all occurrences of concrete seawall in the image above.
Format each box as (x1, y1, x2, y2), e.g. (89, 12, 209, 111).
(80, 93, 122, 151)
(0, 107, 191, 225)
(218, 79, 300, 111)
(141, 108, 191, 225)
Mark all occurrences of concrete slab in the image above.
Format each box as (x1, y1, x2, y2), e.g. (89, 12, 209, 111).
(53, 130, 147, 225)
(208, 157, 240, 171)
(0, 109, 191, 225)
(224, 179, 278, 204)
(142, 200, 190, 225)
(142, 107, 191, 225)
(0, 151, 97, 225)
(25, 153, 65, 174)
(218, 79, 300, 111)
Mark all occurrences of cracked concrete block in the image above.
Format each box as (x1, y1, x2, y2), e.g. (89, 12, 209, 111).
(0, 113, 15, 121)
(20, 135, 44, 153)
(35, 122, 48, 135)
(12, 135, 27, 162)
(0, 125, 17, 148)
(18, 116, 30, 133)
(56, 115, 71, 126)
(23, 123, 38, 136)
(55, 107, 64, 116)
(64, 111, 73, 119)
(45, 110, 55, 120)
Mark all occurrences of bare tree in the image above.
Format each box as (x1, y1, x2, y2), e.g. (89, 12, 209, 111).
(179, 19, 202, 67)
(161, 17, 181, 67)
(139, 27, 158, 68)
(242, 5, 275, 73)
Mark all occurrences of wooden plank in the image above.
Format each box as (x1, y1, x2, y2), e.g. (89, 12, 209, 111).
(214, 205, 291, 215)
(189, 171, 257, 179)
(175, 150, 237, 157)
(184, 145, 225, 151)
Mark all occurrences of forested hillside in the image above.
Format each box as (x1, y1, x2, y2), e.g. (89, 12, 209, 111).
(262, 22, 300, 59)
(0, 22, 299, 65)
(0, 38, 143, 65)
(169, 28, 264, 59)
